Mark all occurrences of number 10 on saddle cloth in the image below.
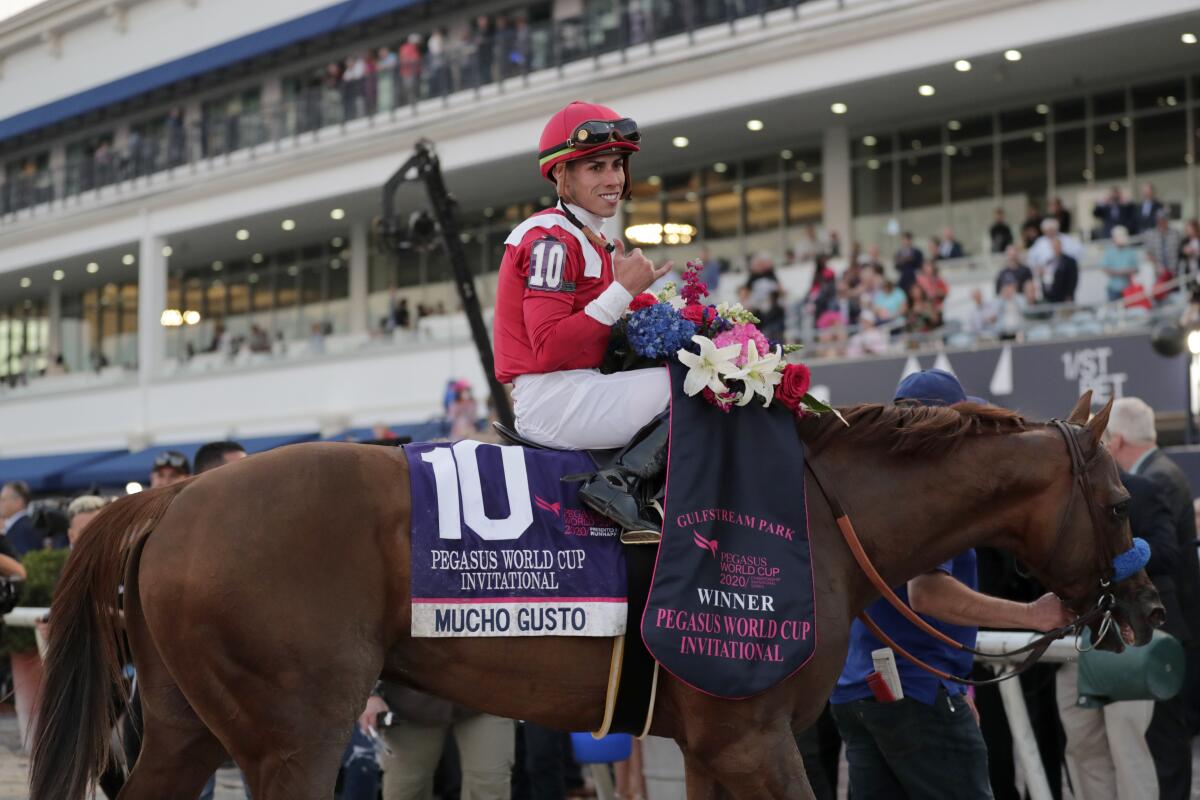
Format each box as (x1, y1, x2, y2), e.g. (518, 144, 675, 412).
(405, 439, 627, 638)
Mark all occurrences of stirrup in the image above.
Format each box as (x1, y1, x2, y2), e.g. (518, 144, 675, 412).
(620, 529, 661, 545)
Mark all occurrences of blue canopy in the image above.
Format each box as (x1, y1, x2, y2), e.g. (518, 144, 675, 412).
(63, 432, 318, 489)
(0, 449, 125, 493)
(0, 0, 425, 142)
(325, 419, 448, 443)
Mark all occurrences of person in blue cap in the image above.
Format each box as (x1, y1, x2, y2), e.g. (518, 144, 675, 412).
(829, 369, 1075, 800)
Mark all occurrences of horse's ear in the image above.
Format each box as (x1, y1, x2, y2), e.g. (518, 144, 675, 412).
(1085, 397, 1114, 443)
(1066, 392, 1094, 425)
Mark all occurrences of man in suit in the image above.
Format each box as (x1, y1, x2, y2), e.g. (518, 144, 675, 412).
(1039, 238, 1078, 304)
(1104, 397, 1200, 800)
(1135, 182, 1164, 235)
(0, 480, 40, 556)
(1056, 466, 1171, 799)
(1092, 186, 1135, 240)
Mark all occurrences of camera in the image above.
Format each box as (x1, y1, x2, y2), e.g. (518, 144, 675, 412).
(0, 577, 24, 616)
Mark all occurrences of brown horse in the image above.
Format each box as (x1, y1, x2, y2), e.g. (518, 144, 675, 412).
(30, 394, 1163, 800)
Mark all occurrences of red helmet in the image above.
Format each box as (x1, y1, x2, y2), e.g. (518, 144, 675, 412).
(537, 101, 640, 183)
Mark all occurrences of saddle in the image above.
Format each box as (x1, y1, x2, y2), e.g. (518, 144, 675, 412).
(492, 421, 618, 469)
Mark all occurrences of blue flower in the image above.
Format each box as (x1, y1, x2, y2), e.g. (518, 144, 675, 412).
(626, 303, 697, 360)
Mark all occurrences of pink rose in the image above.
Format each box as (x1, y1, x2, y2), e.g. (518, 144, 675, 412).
(776, 363, 812, 414)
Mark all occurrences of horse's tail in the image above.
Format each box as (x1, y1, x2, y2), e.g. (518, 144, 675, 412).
(29, 479, 192, 800)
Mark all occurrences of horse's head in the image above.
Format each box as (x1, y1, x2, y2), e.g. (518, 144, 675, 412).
(1027, 393, 1165, 652)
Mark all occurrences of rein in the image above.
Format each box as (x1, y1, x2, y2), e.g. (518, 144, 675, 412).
(805, 418, 1118, 686)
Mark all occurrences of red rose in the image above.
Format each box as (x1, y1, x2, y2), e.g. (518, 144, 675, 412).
(776, 363, 812, 413)
(679, 304, 713, 325)
(628, 293, 658, 312)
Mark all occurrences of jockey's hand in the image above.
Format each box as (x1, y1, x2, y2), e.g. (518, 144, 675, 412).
(1025, 593, 1076, 632)
(613, 239, 672, 296)
(359, 695, 390, 734)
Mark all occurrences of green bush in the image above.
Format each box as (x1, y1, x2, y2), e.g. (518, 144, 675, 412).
(3, 548, 70, 654)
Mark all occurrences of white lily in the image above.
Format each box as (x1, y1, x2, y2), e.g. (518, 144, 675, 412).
(677, 335, 743, 397)
(727, 340, 783, 406)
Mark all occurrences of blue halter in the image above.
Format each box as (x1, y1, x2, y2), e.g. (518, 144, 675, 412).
(1112, 537, 1151, 583)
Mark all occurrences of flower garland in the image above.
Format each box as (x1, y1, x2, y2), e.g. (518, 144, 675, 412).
(603, 261, 839, 420)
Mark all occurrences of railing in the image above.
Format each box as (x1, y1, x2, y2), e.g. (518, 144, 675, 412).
(0, 0, 824, 220)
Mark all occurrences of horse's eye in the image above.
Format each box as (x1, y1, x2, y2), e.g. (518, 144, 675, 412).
(1110, 501, 1129, 520)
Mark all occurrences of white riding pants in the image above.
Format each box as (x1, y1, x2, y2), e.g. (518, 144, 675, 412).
(512, 368, 670, 450)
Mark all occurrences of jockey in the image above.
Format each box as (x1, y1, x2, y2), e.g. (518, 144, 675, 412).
(493, 100, 673, 541)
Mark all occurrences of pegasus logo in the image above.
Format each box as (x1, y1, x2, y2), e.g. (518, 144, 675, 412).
(534, 496, 561, 516)
(693, 530, 718, 558)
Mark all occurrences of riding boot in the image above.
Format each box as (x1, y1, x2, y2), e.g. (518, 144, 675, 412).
(577, 415, 669, 545)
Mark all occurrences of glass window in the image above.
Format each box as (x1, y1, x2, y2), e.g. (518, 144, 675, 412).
(742, 155, 779, 181)
(1132, 80, 1185, 111)
(665, 192, 702, 238)
(1135, 111, 1188, 175)
(1092, 90, 1126, 118)
(786, 171, 822, 226)
(898, 126, 941, 154)
(703, 188, 739, 240)
(947, 115, 992, 143)
(743, 183, 781, 234)
(1054, 127, 1087, 186)
(1000, 105, 1046, 133)
(661, 170, 698, 194)
(1000, 132, 1047, 201)
(901, 153, 941, 209)
(1092, 118, 1128, 181)
(853, 159, 892, 216)
(625, 197, 662, 229)
(1053, 98, 1086, 124)
(949, 143, 993, 201)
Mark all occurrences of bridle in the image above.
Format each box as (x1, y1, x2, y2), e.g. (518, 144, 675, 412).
(805, 418, 1123, 686)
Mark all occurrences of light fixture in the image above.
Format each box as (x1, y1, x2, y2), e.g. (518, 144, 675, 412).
(947, 120, 962, 131)
(248, 273, 259, 284)
(830, 102, 848, 115)
(713, 162, 728, 174)
(867, 159, 881, 170)
(161, 245, 173, 257)
(862, 135, 878, 147)
(672, 136, 689, 148)
(1004, 49, 1022, 61)
(944, 145, 958, 156)
(954, 59, 972, 72)
(624, 223, 697, 246)
(331, 237, 345, 248)
(1182, 33, 1197, 45)
(1035, 103, 1049, 115)
(647, 175, 662, 186)
(287, 265, 300, 277)
(918, 84, 935, 97)
(251, 253, 264, 264)
(1094, 144, 1105, 155)
(746, 119, 764, 131)
(1167, 96, 1178, 107)
(911, 174, 923, 185)
(86, 262, 100, 274)
(801, 171, 814, 183)
(122, 253, 135, 265)
(281, 219, 296, 231)
(1188, 329, 1200, 355)
(182, 310, 201, 325)
(330, 208, 346, 220)
(125, 482, 143, 495)
(330, 259, 342, 269)
(160, 309, 184, 326)
(1109, 120, 1120, 132)
(236, 229, 250, 241)
(52, 269, 64, 281)
(212, 260, 224, 271)
(19, 277, 30, 288)
(780, 149, 793, 160)
(1032, 131, 1046, 142)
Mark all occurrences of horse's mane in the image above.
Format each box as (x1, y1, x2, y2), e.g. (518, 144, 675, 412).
(796, 401, 1035, 456)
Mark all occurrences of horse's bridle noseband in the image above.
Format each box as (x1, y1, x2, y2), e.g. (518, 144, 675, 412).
(806, 417, 1125, 686)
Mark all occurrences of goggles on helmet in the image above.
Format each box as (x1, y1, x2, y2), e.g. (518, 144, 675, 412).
(571, 118, 640, 147)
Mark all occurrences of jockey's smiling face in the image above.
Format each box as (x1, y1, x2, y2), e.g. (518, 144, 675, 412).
(558, 153, 625, 218)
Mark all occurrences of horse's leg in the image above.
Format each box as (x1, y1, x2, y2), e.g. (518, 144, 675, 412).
(681, 749, 724, 799)
(683, 721, 816, 800)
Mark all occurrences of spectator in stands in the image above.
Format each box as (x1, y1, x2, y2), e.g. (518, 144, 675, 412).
(804, 256, 837, 321)
(869, 269, 908, 326)
(845, 310, 888, 357)
(994, 245, 1033, 295)
(989, 208, 1013, 254)
(377, 46, 397, 112)
(830, 370, 1073, 800)
(1104, 397, 1200, 800)
(936, 227, 963, 260)
(744, 252, 780, 316)
(360, 684, 514, 800)
(45, 353, 67, 376)
(399, 33, 423, 106)
(827, 230, 842, 257)
(1, 481, 40, 556)
(362, 50, 379, 115)
(1038, 237, 1079, 304)
(698, 245, 722, 294)
(1135, 182, 1163, 234)
(860, 243, 883, 274)
(308, 322, 327, 354)
(893, 232, 923, 293)
(393, 297, 412, 330)
(991, 278, 1027, 339)
(248, 324, 272, 354)
(194, 441, 247, 474)
(1143, 209, 1182, 277)
(1049, 196, 1072, 233)
(343, 54, 364, 120)
(427, 27, 449, 97)
(1101, 225, 1139, 302)
(904, 283, 940, 333)
(915, 261, 948, 312)
(796, 223, 822, 262)
(66, 495, 108, 548)
(1027, 217, 1083, 275)
(474, 15, 494, 86)
(1093, 186, 1135, 240)
(149, 451, 191, 488)
(447, 383, 478, 440)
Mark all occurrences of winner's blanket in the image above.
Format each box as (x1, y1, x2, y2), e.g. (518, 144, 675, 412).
(641, 362, 817, 698)
(405, 440, 626, 637)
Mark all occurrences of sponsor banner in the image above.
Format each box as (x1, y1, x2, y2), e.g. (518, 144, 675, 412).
(405, 440, 626, 637)
(412, 599, 626, 637)
(810, 331, 1185, 418)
